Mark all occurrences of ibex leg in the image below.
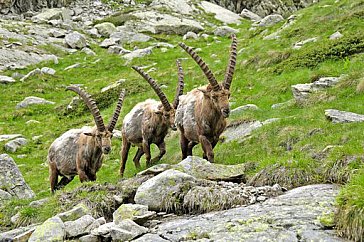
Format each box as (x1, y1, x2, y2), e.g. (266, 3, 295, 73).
(199, 135, 214, 162)
(133, 147, 143, 169)
(120, 138, 131, 177)
(180, 133, 189, 159)
(49, 162, 58, 193)
(151, 141, 166, 164)
(142, 138, 152, 167)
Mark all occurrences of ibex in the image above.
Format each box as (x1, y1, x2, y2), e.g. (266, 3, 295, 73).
(48, 86, 125, 193)
(120, 61, 184, 176)
(175, 34, 237, 162)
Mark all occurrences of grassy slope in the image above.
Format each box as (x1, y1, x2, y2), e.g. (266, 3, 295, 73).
(0, 0, 363, 238)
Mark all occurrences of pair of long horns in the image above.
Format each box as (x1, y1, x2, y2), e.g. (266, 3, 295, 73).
(132, 61, 184, 111)
(66, 86, 125, 132)
(178, 34, 237, 91)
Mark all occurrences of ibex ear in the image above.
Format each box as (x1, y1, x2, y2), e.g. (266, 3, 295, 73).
(154, 110, 163, 115)
(83, 132, 94, 136)
(154, 104, 163, 115)
(198, 88, 210, 97)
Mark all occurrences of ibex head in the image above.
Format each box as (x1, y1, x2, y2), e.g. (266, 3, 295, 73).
(66, 86, 126, 154)
(132, 61, 184, 131)
(179, 34, 237, 118)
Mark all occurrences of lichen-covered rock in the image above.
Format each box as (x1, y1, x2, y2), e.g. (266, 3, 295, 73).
(231, 104, 259, 115)
(173, 156, 245, 182)
(16, 96, 55, 109)
(0, 224, 39, 241)
(122, 47, 153, 62)
(0, 75, 16, 84)
(0, 154, 35, 199)
(57, 203, 90, 222)
(213, 25, 238, 36)
(113, 204, 156, 225)
(79, 234, 101, 242)
(133, 233, 169, 242)
(31, 8, 63, 23)
(65, 215, 95, 237)
(150, 0, 195, 15)
(134, 169, 196, 211)
(240, 8, 262, 22)
(110, 29, 151, 44)
(256, 14, 284, 26)
(0, 189, 12, 200)
(5, 137, 28, 152)
(64, 31, 87, 49)
(94, 22, 116, 37)
(29, 216, 65, 242)
(110, 219, 148, 241)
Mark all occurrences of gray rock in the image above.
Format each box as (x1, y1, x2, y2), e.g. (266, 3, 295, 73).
(29, 198, 49, 207)
(293, 37, 318, 49)
(271, 99, 295, 109)
(87, 217, 106, 232)
(41, 67, 56, 75)
(16, 96, 55, 109)
(330, 31, 343, 40)
(113, 204, 156, 225)
(122, 47, 153, 62)
(12, 227, 36, 242)
(200, 1, 242, 24)
(110, 219, 148, 241)
(49, 29, 66, 38)
(108, 45, 131, 55)
(65, 31, 87, 49)
(0, 157, 34, 200)
(110, 29, 151, 44)
(231, 104, 259, 115)
(240, 8, 262, 22)
(29, 216, 65, 242)
(91, 222, 115, 237)
(213, 26, 238, 37)
(155, 184, 343, 242)
(0, 134, 23, 142)
(65, 215, 95, 237)
(173, 156, 245, 182)
(32, 8, 63, 23)
(150, 0, 195, 15)
(11, 212, 21, 224)
(257, 14, 284, 27)
(183, 31, 198, 40)
(0, 224, 39, 242)
(222, 120, 262, 142)
(0, 75, 16, 84)
(64, 63, 81, 71)
(101, 80, 124, 93)
(57, 203, 90, 222)
(79, 234, 101, 242)
(20, 68, 41, 82)
(134, 169, 196, 211)
(94, 22, 117, 37)
(0, 189, 12, 200)
(99, 38, 116, 48)
(81, 47, 97, 56)
(325, 109, 364, 123)
(133, 233, 169, 242)
(5, 137, 28, 152)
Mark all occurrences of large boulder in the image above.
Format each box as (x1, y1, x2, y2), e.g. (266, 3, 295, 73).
(64, 215, 95, 237)
(94, 22, 117, 37)
(256, 14, 284, 27)
(91, 220, 148, 240)
(57, 203, 91, 222)
(200, 1, 242, 24)
(122, 47, 153, 62)
(29, 216, 65, 242)
(110, 28, 151, 44)
(0, 154, 35, 199)
(325, 109, 364, 123)
(16, 96, 55, 109)
(240, 8, 262, 22)
(113, 204, 156, 225)
(64, 31, 87, 49)
(31, 8, 63, 23)
(150, 0, 195, 15)
(213, 26, 238, 37)
(134, 169, 196, 211)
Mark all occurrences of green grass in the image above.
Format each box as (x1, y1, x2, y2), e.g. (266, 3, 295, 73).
(0, 0, 364, 238)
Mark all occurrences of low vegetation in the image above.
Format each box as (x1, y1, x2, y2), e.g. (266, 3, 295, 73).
(0, 0, 363, 239)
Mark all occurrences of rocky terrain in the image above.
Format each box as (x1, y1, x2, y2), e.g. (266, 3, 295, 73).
(0, 0, 363, 241)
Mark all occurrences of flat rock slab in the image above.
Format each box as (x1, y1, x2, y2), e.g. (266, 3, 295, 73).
(325, 109, 364, 123)
(155, 184, 344, 242)
(200, 1, 242, 24)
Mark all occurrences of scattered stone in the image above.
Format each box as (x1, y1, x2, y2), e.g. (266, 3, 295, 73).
(108, 45, 131, 55)
(213, 26, 238, 37)
(41, 67, 56, 75)
(0, 224, 39, 241)
(94, 22, 116, 37)
(20, 68, 41, 82)
(87, 217, 106, 232)
(200, 1, 242, 24)
(122, 47, 153, 62)
(5, 137, 28, 152)
(329, 31, 343, 40)
(11, 212, 21, 224)
(240, 9, 262, 22)
(65, 31, 87, 49)
(65, 215, 95, 237)
(113, 204, 156, 225)
(29, 198, 49, 207)
(293, 37, 318, 49)
(0, 75, 16, 84)
(150, 0, 195, 15)
(31, 8, 63, 23)
(12, 227, 36, 242)
(57, 203, 90, 222)
(222, 120, 262, 142)
(133, 233, 169, 242)
(231, 104, 259, 115)
(91, 222, 115, 237)
(134, 169, 196, 211)
(16, 96, 55, 109)
(256, 14, 284, 27)
(110, 219, 148, 241)
(183, 31, 198, 40)
(79, 234, 101, 242)
(49, 29, 66, 38)
(101, 80, 124, 93)
(99, 38, 116, 48)
(81, 47, 97, 56)
(0, 134, 23, 142)
(325, 109, 364, 123)
(64, 63, 81, 71)
(29, 216, 65, 242)
(271, 99, 295, 109)
(110, 28, 152, 44)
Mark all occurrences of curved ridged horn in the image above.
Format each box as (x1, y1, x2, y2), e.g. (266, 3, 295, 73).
(178, 42, 220, 91)
(107, 89, 126, 132)
(173, 59, 184, 109)
(132, 66, 172, 111)
(66, 86, 106, 132)
(223, 34, 238, 90)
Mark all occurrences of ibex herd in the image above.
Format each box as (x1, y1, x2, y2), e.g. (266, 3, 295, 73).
(48, 34, 237, 192)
